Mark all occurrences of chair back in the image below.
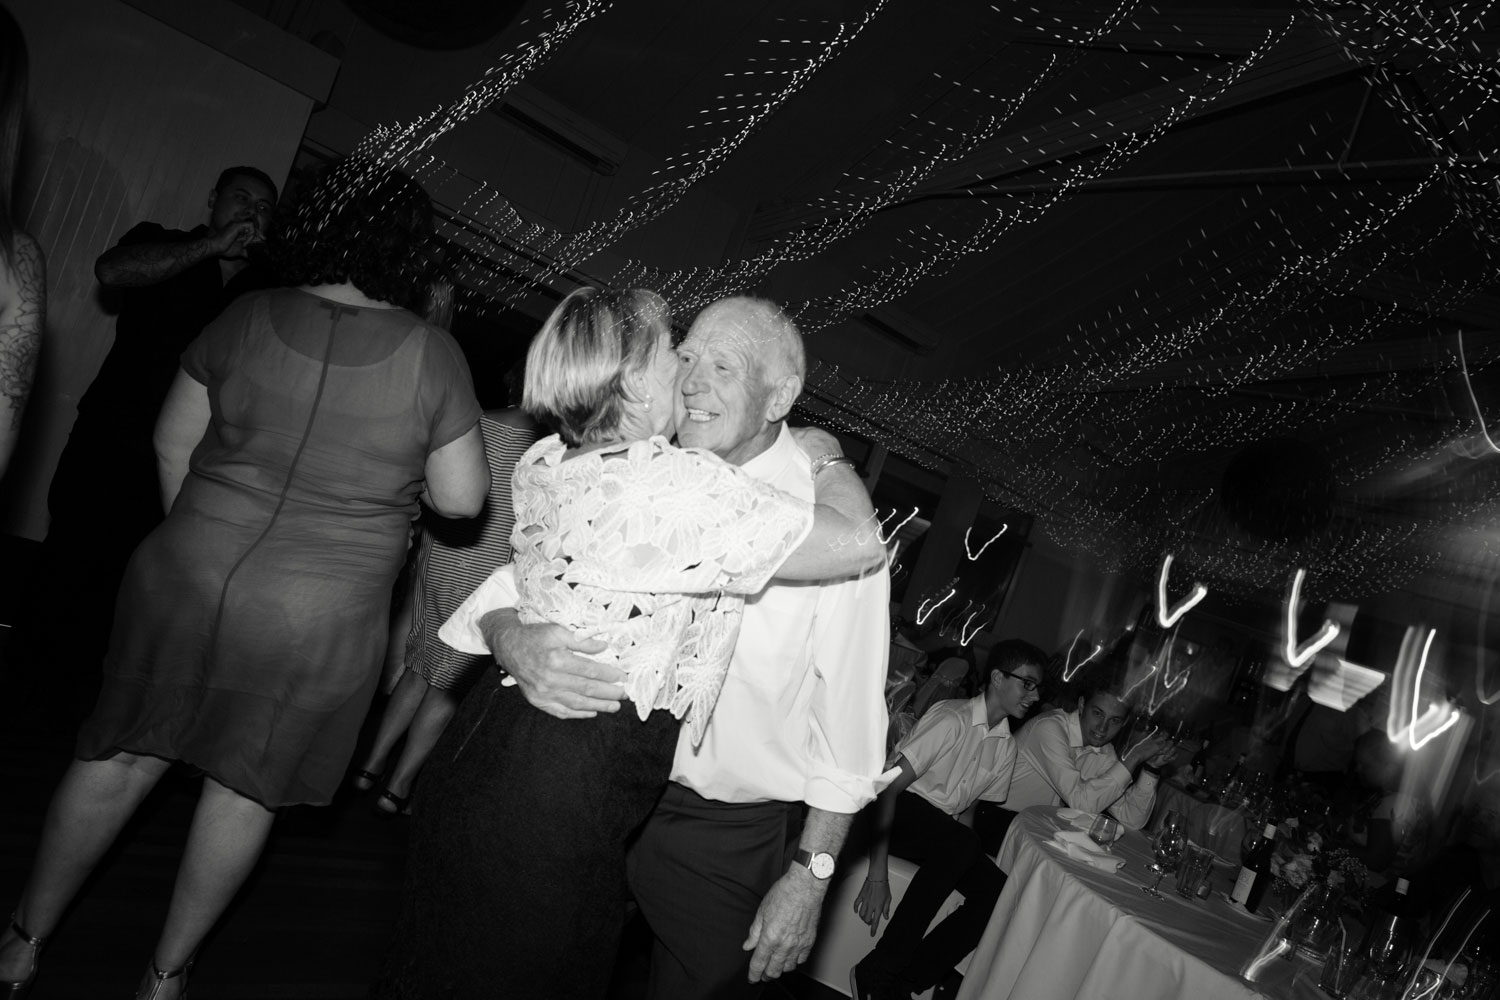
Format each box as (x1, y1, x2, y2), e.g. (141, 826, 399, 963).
(911, 656, 970, 719)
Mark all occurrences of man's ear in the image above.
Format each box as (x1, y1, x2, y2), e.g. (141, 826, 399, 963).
(764, 373, 802, 423)
(207, 189, 220, 214)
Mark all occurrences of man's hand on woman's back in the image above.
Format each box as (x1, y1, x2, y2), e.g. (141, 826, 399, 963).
(478, 608, 624, 719)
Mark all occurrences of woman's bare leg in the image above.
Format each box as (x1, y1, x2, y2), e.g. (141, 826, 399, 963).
(380, 683, 460, 803)
(0, 754, 172, 979)
(356, 668, 427, 786)
(136, 778, 275, 997)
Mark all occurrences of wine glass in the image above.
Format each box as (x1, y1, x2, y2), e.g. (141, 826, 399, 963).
(1088, 814, 1120, 851)
(1141, 817, 1185, 898)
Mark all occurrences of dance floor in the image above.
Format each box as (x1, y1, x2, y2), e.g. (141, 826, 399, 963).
(0, 629, 844, 1000)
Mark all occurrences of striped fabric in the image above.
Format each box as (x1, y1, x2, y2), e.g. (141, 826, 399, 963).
(404, 416, 537, 690)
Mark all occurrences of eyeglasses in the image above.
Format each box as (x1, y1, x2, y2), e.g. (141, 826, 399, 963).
(999, 670, 1040, 692)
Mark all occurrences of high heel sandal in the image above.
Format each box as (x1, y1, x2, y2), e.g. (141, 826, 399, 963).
(350, 767, 382, 792)
(1, 914, 44, 1000)
(373, 788, 412, 818)
(134, 956, 194, 1000)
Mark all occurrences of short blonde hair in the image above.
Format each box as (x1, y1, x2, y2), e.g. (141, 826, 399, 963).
(523, 287, 671, 446)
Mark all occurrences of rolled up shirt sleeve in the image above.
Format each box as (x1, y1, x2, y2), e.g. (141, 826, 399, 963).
(439, 564, 519, 655)
(801, 564, 893, 814)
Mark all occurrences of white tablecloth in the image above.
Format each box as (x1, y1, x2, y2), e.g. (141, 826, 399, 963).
(955, 806, 1328, 1000)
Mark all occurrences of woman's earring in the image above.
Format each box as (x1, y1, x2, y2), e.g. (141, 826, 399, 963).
(643, 393, 653, 411)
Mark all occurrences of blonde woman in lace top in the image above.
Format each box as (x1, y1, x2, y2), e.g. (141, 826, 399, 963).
(373, 287, 884, 1000)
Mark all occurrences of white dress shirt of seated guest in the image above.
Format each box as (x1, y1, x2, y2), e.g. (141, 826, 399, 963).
(1005, 701, 1171, 830)
(899, 693, 1018, 817)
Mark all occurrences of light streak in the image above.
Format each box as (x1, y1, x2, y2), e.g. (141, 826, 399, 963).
(1283, 568, 1341, 669)
(963, 524, 1008, 560)
(938, 600, 974, 639)
(1148, 635, 1192, 714)
(1478, 574, 1500, 705)
(1437, 909, 1489, 1000)
(1240, 936, 1292, 982)
(1123, 724, 1161, 760)
(877, 507, 920, 544)
(1458, 300, 1500, 453)
(1147, 668, 1191, 716)
(1385, 626, 1462, 751)
(960, 607, 988, 646)
(1159, 632, 1189, 689)
(915, 588, 955, 625)
(1155, 554, 1207, 628)
(1123, 660, 1159, 700)
(1062, 629, 1103, 683)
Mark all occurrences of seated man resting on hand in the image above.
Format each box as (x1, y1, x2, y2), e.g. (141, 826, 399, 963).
(850, 639, 1047, 1000)
(1004, 669, 1174, 829)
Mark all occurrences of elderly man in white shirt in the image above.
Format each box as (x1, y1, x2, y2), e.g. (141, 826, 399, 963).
(1005, 676, 1176, 830)
(451, 296, 891, 999)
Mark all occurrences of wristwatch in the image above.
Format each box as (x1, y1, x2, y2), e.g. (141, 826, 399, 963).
(793, 849, 836, 880)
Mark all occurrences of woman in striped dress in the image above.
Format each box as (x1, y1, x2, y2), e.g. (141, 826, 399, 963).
(352, 405, 540, 814)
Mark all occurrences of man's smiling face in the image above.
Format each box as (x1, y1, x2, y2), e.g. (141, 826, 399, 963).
(674, 302, 781, 466)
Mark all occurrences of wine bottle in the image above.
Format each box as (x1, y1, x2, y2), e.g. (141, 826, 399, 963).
(1231, 822, 1278, 913)
(1359, 878, 1413, 976)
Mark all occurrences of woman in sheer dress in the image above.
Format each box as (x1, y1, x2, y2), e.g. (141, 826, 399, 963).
(0, 160, 488, 1000)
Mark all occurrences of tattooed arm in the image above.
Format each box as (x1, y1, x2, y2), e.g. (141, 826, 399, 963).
(94, 221, 253, 288)
(0, 232, 45, 480)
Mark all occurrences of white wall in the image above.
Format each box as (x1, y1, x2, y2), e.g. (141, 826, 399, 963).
(0, 0, 329, 538)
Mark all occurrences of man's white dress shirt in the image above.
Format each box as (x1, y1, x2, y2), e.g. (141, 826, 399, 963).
(1005, 707, 1158, 829)
(896, 694, 1015, 817)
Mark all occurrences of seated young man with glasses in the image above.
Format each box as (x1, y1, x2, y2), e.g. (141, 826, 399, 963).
(851, 639, 1047, 1000)
(1004, 667, 1176, 831)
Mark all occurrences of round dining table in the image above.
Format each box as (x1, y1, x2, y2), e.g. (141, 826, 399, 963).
(955, 805, 1330, 1000)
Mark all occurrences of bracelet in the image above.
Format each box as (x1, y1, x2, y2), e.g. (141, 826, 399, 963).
(1142, 763, 1163, 776)
(809, 453, 856, 477)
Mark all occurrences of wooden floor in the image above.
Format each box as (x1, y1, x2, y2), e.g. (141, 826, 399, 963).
(0, 631, 845, 1000)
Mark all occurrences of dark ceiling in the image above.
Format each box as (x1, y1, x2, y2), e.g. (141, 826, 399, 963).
(332, 0, 1500, 601)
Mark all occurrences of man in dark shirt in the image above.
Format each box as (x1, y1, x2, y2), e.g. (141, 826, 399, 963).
(15, 166, 277, 723)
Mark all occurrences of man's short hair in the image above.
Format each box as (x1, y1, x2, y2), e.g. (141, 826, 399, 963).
(697, 296, 806, 385)
(216, 165, 278, 203)
(524, 286, 671, 446)
(1081, 660, 1137, 710)
(984, 638, 1048, 686)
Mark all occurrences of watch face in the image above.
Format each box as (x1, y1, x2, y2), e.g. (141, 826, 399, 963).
(808, 852, 836, 879)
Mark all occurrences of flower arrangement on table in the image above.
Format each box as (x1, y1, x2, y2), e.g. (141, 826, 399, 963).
(1268, 817, 1370, 907)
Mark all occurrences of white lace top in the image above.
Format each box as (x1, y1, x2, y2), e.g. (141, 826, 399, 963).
(510, 434, 814, 744)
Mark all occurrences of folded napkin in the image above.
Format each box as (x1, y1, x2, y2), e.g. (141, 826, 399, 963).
(1050, 830, 1126, 871)
(1057, 808, 1095, 831)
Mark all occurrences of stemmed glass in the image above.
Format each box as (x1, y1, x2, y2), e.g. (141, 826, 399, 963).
(1088, 814, 1120, 851)
(1141, 814, 1185, 898)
